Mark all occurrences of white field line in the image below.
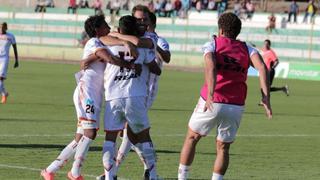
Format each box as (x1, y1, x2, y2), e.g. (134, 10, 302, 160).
(0, 164, 129, 180)
(0, 134, 319, 138)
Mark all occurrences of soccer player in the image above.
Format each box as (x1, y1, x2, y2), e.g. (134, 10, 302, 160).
(0, 22, 19, 104)
(100, 15, 161, 180)
(112, 11, 171, 180)
(178, 13, 272, 180)
(41, 14, 135, 180)
(260, 39, 289, 98)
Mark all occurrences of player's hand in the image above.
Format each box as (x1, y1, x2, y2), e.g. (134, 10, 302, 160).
(124, 41, 139, 59)
(133, 64, 142, 76)
(261, 96, 272, 119)
(204, 98, 213, 112)
(14, 61, 19, 68)
(80, 61, 89, 70)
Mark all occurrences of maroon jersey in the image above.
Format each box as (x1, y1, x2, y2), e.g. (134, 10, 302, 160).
(200, 37, 250, 105)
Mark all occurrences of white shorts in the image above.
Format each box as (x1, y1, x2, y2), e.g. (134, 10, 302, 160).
(104, 96, 150, 134)
(73, 81, 103, 131)
(188, 97, 244, 143)
(0, 58, 9, 78)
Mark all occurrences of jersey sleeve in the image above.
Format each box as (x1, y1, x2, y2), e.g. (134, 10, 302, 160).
(157, 37, 170, 51)
(202, 41, 215, 56)
(246, 43, 259, 57)
(82, 38, 105, 59)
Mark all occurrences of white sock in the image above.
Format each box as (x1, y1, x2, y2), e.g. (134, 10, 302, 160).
(178, 164, 190, 180)
(211, 172, 223, 180)
(113, 129, 132, 176)
(132, 144, 148, 170)
(102, 141, 116, 180)
(71, 136, 93, 177)
(138, 142, 157, 179)
(0, 80, 6, 95)
(46, 140, 78, 173)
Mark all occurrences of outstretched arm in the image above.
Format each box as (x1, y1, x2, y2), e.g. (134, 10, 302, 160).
(203, 52, 216, 112)
(251, 53, 272, 119)
(156, 45, 171, 63)
(99, 36, 139, 58)
(12, 44, 19, 68)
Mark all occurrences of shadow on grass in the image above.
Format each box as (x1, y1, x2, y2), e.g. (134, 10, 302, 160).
(245, 111, 320, 118)
(0, 144, 218, 155)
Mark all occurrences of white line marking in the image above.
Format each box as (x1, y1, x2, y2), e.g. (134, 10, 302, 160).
(0, 134, 319, 138)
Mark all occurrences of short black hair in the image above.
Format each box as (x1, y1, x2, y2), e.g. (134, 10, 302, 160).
(84, 14, 107, 38)
(264, 39, 271, 46)
(148, 11, 157, 26)
(132, 4, 149, 15)
(218, 13, 242, 39)
(119, 15, 138, 36)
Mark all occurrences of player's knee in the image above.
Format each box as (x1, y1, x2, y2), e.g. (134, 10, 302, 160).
(104, 131, 118, 142)
(84, 129, 97, 140)
(216, 141, 230, 155)
(187, 132, 201, 144)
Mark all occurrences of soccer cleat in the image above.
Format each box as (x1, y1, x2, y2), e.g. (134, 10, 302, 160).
(1, 92, 8, 104)
(67, 171, 84, 180)
(284, 85, 289, 96)
(40, 169, 55, 180)
(95, 174, 117, 180)
(143, 169, 150, 180)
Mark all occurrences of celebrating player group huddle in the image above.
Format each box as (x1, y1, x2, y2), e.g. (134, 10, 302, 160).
(40, 5, 272, 180)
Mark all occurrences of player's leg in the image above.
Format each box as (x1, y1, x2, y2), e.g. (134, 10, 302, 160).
(178, 129, 202, 180)
(178, 97, 218, 180)
(269, 68, 289, 95)
(125, 96, 157, 179)
(211, 104, 244, 180)
(0, 59, 9, 103)
(42, 132, 82, 180)
(113, 126, 134, 177)
(103, 99, 126, 180)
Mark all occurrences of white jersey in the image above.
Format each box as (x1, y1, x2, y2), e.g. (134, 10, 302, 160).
(146, 36, 170, 108)
(0, 32, 16, 59)
(79, 37, 107, 89)
(104, 46, 154, 101)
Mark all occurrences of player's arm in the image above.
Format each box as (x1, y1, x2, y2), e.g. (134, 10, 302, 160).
(95, 49, 137, 70)
(146, 60, 161, 76)
(12, 44, 19, 68)
(156, 45, 171, 63)
(203, 52, 216, 112)
(250, 52, 272, 119)
(99, 36, 139, 58)
(109, 32, 154, 48)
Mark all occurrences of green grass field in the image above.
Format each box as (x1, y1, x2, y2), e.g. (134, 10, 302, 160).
(1, 60, 320, 180)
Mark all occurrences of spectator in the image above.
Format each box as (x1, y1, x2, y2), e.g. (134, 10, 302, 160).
(207, 0, 215, 10)
(164, 0, 173, 17)
(288, 0, 299, 23)
(174, 0, 182, 16)
(181, 0, 190, 18)
(35, 0, 46, 13)
(109, 0, 121, 16)
(45, 0, 55, 8)
(154, 0, 161, 15)
(148, 0, 155, 12)
(92, 0, 103, 15)
(78, 0, 89, 8)
(196, 0, 202, 12)
(217, 0, 227, 17)
(245, 0, 255, 20)
(234, 0, 242, 17)
(266, 13, 276, 33)
(68, 0, 77, 14)
(202, 0, 209, 10)
(281, 16, 287, 29)
(302, 0, 317, 24)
